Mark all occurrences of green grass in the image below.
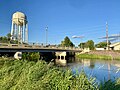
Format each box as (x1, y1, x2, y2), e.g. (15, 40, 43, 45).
(76, 54, 118, 60)
(0, 59, 98, 90)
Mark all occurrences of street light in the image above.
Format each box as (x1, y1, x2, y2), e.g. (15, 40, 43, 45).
(72, 35, 84, 49)
(45, 26, 48, 46)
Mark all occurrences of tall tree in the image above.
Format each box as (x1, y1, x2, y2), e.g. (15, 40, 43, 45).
(61, 36, 74, 47)
(78, 40, 95, 50)
(85, 40, 94, 50)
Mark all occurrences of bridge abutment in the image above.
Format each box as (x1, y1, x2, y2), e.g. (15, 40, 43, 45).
(55, 52, 75, 66)
(55, 52, 67, 66)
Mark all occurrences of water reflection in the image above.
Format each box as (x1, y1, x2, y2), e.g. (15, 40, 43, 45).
(67, 58, 120, 82)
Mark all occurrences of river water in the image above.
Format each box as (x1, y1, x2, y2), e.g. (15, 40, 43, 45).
(67, 59, 120, 83)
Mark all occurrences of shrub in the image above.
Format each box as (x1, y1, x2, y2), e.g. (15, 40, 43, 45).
(22, 52, 40, 61)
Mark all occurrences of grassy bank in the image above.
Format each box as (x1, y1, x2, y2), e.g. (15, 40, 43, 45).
(76, 53, 120, 60)
(0, 59, 98, 90)
(0, 58, 120, 90)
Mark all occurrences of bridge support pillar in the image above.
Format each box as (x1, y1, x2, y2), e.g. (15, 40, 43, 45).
(14, 52, 22, 60)
(55, 52, 67, 66)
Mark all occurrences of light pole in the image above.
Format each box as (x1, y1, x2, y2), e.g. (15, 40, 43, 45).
(45, 26, 48, 46)
(72, 35, 84, 49)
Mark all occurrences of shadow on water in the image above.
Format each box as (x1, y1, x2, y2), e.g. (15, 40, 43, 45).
(40, 52, 55, 62)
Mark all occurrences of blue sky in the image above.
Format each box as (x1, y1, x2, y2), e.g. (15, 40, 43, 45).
(0, 0, 120, 46)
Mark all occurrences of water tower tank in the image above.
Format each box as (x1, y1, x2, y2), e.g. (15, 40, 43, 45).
(12, 12, 27, 26)
(11, 11, 28, 43)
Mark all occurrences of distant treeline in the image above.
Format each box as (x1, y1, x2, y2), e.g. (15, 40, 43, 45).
(0, 33, 18, 44)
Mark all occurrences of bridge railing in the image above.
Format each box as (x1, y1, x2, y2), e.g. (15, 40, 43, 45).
(0, 43, 82, 51)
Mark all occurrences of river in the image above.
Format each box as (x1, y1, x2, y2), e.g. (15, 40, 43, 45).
(66, 58, 120, 83)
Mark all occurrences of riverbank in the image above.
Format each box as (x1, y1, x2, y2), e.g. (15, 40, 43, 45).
(76, 50, 120, 60)
(0, 59, 97, 90)
(0, 58, 120, 89)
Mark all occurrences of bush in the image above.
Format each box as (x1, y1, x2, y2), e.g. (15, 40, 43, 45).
(22, 52, 40, 61)
(99, 79, 120, 90)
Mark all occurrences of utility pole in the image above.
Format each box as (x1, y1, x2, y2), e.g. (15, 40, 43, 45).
(106, 22, 109, 50)
(45, 26, 48, 46)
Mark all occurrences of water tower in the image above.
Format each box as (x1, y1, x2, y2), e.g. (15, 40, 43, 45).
(11, 11, 28, 43)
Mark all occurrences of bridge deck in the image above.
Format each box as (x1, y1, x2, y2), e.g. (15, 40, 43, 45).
(0, 44, 82, 52)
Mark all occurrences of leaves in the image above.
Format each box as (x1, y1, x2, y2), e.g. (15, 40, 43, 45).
(95, 42, 110, 48)
(78, 40, 95, 50)
(22, 52, 40, 61)
(61, 36, 74, 47)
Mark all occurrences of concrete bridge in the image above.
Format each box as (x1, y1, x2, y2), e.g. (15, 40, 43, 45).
(0, 43, 82, 66)
(0, 43, 82, 52)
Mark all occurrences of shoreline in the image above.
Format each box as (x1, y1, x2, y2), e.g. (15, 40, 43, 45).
(76, 50, 120, 60)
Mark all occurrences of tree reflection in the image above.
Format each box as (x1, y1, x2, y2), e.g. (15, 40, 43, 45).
(89, 60, 95, 69)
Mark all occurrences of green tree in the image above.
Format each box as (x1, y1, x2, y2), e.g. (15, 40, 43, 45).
(0, 33, 11, 43)
(95, 42, 111, 48)
(78, 42, 86, 49)
(85, 40, 95, 50)
(0, 33, 19, 44)
(0, 36, 8, 43)
(7, 33, 11, 39)
(61, 36, 74, 47)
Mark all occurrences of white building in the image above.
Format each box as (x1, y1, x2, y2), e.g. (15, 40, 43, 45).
(109, 42, 120, 50)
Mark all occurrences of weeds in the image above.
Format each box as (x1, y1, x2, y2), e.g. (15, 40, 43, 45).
(0, 59, 98, 90)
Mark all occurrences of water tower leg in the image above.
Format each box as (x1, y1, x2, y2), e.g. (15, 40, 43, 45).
(16, 24, 18, 40)
(18, 25, 21, 42)
(20, 26, 22, 44)
(11, 21, 14, 40)
(25, 23, 28, 43)
(14, 24, 16, 40)
(23, 21, 25, 42)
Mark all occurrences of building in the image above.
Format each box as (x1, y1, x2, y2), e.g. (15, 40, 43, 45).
(109, 42, 120, 50)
